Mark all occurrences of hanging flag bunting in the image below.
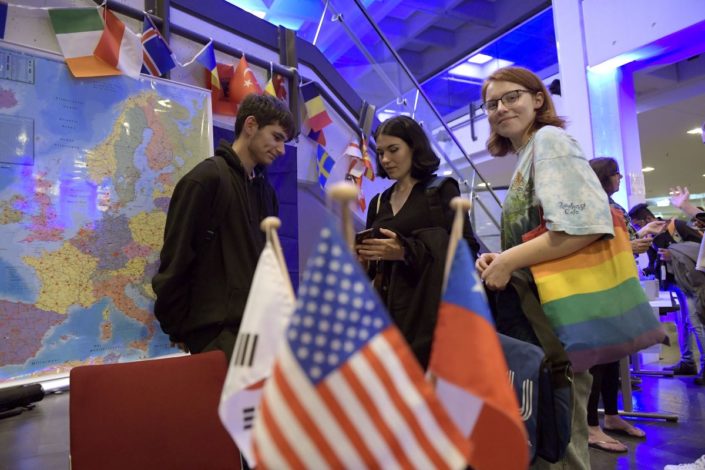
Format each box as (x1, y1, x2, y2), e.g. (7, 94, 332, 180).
(48, 7, 120, 78)
(252, 221, 470, 469)
(429, 240, 528, 470)
(93, 7, 143, 79)
(208, 62, 236, 116)
(141, 13, 175, 76)
(316, 144, 335, 189)
(192, 39, 220, 90)
(307, 127, 326, 146)
(360, 136, 375, 181)
(219, 240, 295, 468)
(230, 55, 262, 108)
(263, 72, 287, 100)
(300, 81, 332, 132)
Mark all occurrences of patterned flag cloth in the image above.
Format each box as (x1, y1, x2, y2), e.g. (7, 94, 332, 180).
(360, 137, 376, 181)
(252, 221, 469, 469)
(300, 81, 332, 132)
(141, 14, 175, 76)
(194, 40, 220, 90)
(316, 144, 335, 189)
(93, 7, 143, 79)
(230, 55, 262, 108)
(219, 240, 295, 468)
(428, 239, 528, 470)
(48, 7, 120, 78)
(264, 73, 287, 101)
(307, 126, 326, 146)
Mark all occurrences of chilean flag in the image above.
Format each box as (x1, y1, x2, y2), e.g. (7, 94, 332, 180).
(429, 240, 528, 470)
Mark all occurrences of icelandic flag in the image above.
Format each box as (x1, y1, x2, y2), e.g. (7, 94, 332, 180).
(428, 240, 529, 470)
(141, 14, 175, 76)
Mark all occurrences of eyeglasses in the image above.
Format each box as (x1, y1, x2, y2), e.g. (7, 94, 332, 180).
(481, 89, 532, 113)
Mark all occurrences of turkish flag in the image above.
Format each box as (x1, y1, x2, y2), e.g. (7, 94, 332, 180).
(230, 56, 262, 108)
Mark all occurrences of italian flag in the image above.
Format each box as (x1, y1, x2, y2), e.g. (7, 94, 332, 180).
(48, 7, 119, 78)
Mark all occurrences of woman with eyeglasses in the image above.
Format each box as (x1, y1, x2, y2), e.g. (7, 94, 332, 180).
(475, 66, 613, 469)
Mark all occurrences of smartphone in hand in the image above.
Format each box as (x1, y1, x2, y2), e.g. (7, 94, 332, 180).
(355, 228, 375, 244)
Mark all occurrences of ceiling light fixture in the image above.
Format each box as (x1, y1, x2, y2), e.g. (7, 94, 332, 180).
(467, 53, 493, 65)
(443, 170, 453, 176)
(642, 167, 655, 172)
(687, 127, 704, 135)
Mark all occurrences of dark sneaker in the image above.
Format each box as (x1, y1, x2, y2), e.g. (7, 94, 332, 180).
(664, 362, 698, 375)
(695, 370, 704, 386)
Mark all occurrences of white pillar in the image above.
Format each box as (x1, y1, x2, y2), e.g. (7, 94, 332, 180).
(551, 0, 594, 159)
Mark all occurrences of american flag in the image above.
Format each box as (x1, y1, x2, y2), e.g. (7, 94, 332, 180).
(253, 222, 469, 469)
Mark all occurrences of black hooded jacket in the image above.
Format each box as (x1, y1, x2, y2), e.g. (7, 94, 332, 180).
(152, 140, 278, 354)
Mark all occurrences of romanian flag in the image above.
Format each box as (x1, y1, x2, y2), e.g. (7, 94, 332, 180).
(316, 144, 335, 189)
(141, 14, 176, 76)
(49, 7, 120, 78)
(194, 40, 220, 90)
(300, 81, 332, 132)
(230, 55, 262, 107)
(528, 208, 666, 372)
(429, 239, 528, 470)
(94, 7, 143, 79)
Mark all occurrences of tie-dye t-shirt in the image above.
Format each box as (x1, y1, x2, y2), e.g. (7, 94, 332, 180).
(501, 126, 613, 251)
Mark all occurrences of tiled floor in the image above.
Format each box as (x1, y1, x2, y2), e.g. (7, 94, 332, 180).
(0, 335, 703, 469)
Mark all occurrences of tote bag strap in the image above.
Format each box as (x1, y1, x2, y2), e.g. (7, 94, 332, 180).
(511, 271, 572, 386)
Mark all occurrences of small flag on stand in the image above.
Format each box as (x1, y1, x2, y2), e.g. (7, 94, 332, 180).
(219, 239, 295, 468)
(48, 7, 120, 78)
(429, 238, 528, 470)
(230, 55, 262, 108)
(93, 7, 143, 79)
(316, 145, 335, 189)
(252, 221, 470, 469)
(193, 40, 220, 90)
(300, 81, 332, 131)
(141, 14, 175, 76)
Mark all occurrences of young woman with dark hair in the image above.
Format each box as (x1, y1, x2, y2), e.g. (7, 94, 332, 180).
(355, 115, 480, 369)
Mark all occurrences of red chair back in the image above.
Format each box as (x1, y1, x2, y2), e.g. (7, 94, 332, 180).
(70, 351, 240, 470)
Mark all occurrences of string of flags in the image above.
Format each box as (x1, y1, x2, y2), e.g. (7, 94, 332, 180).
(1, 1, 378, 206)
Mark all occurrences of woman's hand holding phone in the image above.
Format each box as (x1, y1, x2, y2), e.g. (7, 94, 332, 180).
(355, 228, 404, 261)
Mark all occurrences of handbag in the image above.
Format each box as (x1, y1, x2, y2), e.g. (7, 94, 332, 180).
(498, 273, 572, 463)
(522, 206, 667, 372)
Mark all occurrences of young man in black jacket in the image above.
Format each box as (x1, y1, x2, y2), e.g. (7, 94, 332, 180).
(152, 94, 295, 359)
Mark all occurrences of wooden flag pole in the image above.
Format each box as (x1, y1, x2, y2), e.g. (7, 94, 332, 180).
(260, 216, 295, 299)
(443, 197, 473, 291)
(327, 181, 359, 251)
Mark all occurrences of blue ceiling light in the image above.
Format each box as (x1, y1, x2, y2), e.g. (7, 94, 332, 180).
(467, 53, 493, 65)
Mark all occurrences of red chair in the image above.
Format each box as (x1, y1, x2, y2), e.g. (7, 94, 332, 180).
(69, 351, 240, 470)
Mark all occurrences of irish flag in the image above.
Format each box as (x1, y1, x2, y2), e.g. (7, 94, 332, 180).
(48, 7, 119, 78)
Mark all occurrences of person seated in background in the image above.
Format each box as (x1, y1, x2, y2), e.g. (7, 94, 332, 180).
(629, 201, 703, 378)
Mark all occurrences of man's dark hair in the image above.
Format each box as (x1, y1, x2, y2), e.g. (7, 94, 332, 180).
(628, 203, 654, 221)
(234, 94, 296, 140)
(373, 115, 440, 180)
